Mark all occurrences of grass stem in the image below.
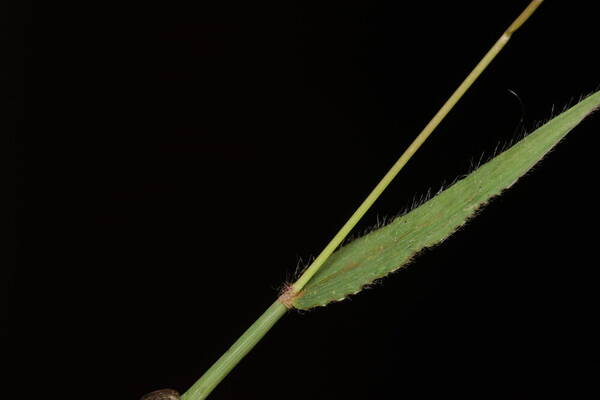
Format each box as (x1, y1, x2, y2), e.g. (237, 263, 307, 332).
(180, 2, 544, 399)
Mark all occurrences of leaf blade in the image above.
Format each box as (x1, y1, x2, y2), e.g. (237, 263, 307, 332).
(293, 91, 600, 310)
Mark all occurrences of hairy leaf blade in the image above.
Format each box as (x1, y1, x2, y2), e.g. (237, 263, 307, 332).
(293, 91, 600, 310)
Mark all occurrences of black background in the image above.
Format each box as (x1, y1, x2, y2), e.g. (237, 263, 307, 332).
(11, 1, 600, 399)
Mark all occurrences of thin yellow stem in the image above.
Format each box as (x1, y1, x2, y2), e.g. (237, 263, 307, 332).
(291, 0, 544, 293)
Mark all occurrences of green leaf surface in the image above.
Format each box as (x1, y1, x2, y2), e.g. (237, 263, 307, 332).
(293, 91, 600, 310)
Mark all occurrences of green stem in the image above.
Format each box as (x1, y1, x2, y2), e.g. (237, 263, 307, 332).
(179, 2, 544, 399)
(181, 301, 288, 400)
